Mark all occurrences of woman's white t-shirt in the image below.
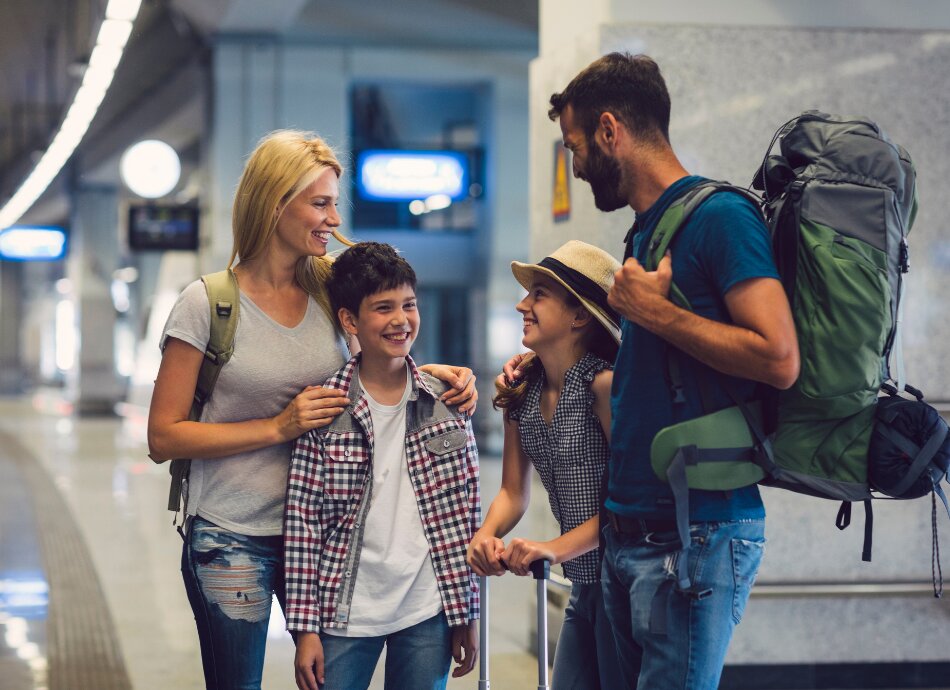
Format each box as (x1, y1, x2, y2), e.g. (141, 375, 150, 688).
(160, 279, 348, 536)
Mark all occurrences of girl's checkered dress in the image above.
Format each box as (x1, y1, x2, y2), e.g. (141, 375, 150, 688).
(508, 353, 611, 584)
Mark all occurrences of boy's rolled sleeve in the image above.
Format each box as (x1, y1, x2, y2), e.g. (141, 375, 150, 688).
(283, 431, 325, 633)
(463, 416, 481, 622)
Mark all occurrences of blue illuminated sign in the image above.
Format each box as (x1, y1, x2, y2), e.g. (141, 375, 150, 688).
(0, 225, 68, 261)
(357, 150, 469, 201)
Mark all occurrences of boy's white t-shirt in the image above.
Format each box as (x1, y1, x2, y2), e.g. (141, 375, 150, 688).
(325, 365, 443, 637)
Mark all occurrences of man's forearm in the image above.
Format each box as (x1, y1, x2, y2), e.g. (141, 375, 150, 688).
(628, 294, 798, 389)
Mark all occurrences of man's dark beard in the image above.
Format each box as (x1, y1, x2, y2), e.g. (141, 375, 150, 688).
(583, 143, 627, 212)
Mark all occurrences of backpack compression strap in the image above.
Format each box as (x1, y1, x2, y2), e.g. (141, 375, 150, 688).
(166, 269, 240, 512)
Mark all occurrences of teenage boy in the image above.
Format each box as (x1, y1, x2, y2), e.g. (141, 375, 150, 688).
(284, 242, 480, 690)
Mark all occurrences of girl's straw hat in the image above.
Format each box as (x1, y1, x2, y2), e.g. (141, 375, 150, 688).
(511, 240, 621, 344)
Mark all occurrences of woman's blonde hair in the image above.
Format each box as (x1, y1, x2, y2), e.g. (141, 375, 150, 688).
(229, 129, 353, 325)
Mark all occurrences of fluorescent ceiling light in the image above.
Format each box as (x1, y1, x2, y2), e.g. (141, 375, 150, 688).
(97, 19, 133, 49)
(106, 0, 142, 21)
(0, 2, 142, 229)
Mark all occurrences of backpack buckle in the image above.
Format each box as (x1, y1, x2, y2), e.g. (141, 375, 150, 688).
(788, 179, 806, 200)
(216, 301, 233, 317)
(899, 238, 910, 273)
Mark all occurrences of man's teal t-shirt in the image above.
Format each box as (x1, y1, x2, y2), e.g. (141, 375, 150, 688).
(606, 175, 778, 522)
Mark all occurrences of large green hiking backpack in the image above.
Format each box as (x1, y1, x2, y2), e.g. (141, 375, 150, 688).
(647, 112, 928, 591)
(150, 270, 239, 520)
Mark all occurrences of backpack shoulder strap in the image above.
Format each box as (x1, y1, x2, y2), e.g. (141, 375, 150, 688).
(193, 269, 240, 412)
(646, 181, 759, 310)
(166, 269, 239, 513)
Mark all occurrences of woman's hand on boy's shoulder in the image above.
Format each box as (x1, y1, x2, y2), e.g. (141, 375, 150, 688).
(275, 386, 350, 443)
(450, 621, 479, 678)
(419, 363, 478, 414)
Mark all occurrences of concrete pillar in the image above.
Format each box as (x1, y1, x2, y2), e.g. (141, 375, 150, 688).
(66, 185, 122, 415)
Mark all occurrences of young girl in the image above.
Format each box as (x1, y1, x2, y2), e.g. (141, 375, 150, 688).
(467, 240, 623, 689)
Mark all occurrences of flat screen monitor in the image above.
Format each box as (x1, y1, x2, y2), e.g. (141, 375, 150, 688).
(128, 204, 198, 251)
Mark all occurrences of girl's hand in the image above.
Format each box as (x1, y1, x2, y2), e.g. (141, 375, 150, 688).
(467, 530, 507, 576)
(451, 621, 479, 678)
(294, 632, 325, 690)
(501, 538, 557, 576)
(500, 352, 531, 386)
(420, 364, 478, 414)
(275, 386, 350, 442)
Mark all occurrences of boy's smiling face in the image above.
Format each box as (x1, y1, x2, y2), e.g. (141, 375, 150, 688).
(339, 283, 419, 363)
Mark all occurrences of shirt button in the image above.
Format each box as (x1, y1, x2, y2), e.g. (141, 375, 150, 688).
(344, 450, 350, 457)
(443, 440, 450, 448)
(344, 570, 352, 577)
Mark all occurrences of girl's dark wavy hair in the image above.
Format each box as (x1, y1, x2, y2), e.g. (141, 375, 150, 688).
(493, 290, 618, 412)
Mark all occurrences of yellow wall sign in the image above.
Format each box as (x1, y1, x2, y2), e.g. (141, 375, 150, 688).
(552, 142, 571, 222)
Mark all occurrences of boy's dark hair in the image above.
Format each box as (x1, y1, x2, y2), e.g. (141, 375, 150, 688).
(327, 242, 417, 315)
(548, 52, 671, 146)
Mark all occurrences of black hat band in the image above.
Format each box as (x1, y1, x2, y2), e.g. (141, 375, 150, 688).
(537, 257, 619, 327)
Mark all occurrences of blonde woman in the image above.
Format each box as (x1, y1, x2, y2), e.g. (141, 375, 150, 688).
(148, 130, 477, 690)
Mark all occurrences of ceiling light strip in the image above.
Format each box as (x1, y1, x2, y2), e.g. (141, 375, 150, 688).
(0, 0, 143, 229)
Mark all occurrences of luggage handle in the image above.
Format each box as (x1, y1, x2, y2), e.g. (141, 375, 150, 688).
(531, 559, 551, 690)
(478, 559, 552, 690)
(478, 575, 490, 690)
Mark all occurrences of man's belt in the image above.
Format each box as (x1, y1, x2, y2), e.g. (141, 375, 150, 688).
(606, 510, 677, 538)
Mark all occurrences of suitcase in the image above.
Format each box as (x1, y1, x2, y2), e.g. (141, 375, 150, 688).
(478, 559, 551, 690)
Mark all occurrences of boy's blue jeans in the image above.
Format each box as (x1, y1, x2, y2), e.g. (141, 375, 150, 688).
(601, 518, 765, 690)
(319, 612, 452, 690)
(181, 516, 287, 690)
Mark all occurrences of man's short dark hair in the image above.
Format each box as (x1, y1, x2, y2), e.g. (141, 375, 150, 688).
(548, 53, 671, 146)
(327, 242, 417, 315)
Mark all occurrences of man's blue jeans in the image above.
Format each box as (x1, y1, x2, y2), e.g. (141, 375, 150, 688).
(551, 581, 624, 690)
(601, 519, 765, 690)
(181, 516, 287, 690)
(319, 612, 452, 690)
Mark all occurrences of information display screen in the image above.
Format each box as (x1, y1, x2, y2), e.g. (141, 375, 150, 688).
(128, 205, 198, 251)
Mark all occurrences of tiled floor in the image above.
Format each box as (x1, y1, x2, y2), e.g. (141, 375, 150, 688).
(6, 392, 947, 690)
(0, 393, 554, 690)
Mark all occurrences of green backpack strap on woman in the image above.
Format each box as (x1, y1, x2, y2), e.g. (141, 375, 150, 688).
(150, 269, 240, 522)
